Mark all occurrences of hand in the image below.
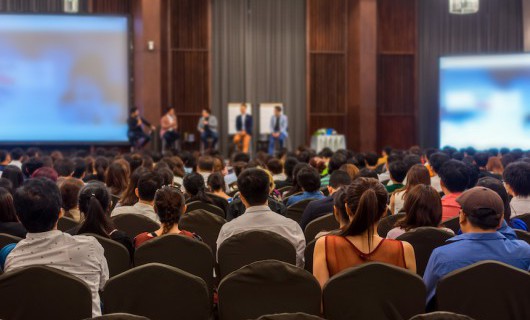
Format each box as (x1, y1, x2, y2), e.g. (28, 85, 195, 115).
(151, 125, 156, 131)
(203, 120, 208, 125)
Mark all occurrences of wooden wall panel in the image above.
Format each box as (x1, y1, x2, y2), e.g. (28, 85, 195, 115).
(170, 0, 209, 49)
(171, 51, 210, 112)
(377, 55, 415, 114)
(310, 54, 346, 114)
(377, 116, 415, 149)
(378, 0, 416, 53)
(308, 0, 346, 52)
(89, 0, 130, 14)
(0, 0, 63, 12)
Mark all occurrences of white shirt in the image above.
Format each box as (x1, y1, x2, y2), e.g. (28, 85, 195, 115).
(431, 175, 443, 193)
(216, 205, 306, 267)
(111, 202, 160, 224)
(272, 173, 287, 182)
(393, 190, 406, 214)
(510, 196, 530, 218)
(8, 160, 22, 169)
(5, 230, 109, 317)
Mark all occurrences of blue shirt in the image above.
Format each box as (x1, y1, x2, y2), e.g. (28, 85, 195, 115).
(286, 191, 325, 207)
(423, 232, 530, 302)
(0, 243, 16, 271)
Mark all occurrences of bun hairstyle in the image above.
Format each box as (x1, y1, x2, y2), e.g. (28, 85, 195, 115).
(154, 186, 185, 234)
(78, 181, 115, 238)
(340, 178, 388, 249)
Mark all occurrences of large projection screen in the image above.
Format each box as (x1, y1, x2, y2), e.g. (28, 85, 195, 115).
(440, 54, 530, 150)
(0, 14, 129, 144)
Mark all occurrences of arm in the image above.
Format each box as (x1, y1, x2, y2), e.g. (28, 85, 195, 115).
(281, 115, 288, 134)
(313, 236, 330, 288)
(197, 117, 203, 132)
(292, 224, 306, 268)
(402, 241, 416, 274)
(209, 116, 218, 130)
(389, 193, 396, 214)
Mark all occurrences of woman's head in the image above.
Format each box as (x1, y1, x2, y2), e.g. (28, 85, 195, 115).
(404, 164, 431, 193)
(78, 181, 114, 237)
(105, 161, 130, 196)
(397, 184, 442, 231)
(333, 187, 348, 227)
(183, 172, 205, 196)
(207, 172, 226, 193)
(0, 187, 17, 223)
(476, 177, 511, 222)
(1, 165, 24, 190)
(60, 178, 84, 212)
(120, 167, 149, 206)
(154, 186, 186, 234)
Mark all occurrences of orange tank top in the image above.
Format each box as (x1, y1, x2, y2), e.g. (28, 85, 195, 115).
(325, 235, 407, 276)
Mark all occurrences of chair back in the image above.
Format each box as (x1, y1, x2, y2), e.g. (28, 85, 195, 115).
(90, 313, 150, 320)
(57, 216, 79, 232)
(304, 239, 317, 273)
(320, 187, 330, 196)
(186, 201, 225, 219)
(322, 262, 426, 320)
(256, 313, 325, 320)
(441, 217, 460, 234)
(396, 227, 453, 276)
(134, 234, 214, 300)
(111, 214, 159, 238)
(218, 230, 296, 279)
(409, 312, 475, 320)
(437, 261, 530, 320)
(0, 233, 21, 250)
(377, 213, 405, 237)
(179, 209, 226, 257)
(285, 199, 315, 223)
(85, 233, 131, 277)
(516, 213, 530, 226)
(515, 229, 530, 245)
(218, 260, 321, 320)
(0, 265, 92, 320)
(304, 213, 339, 243)
(103, 263, 211, 320)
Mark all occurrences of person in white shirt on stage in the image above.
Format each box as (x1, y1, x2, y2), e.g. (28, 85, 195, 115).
(160, 107, 180, 150)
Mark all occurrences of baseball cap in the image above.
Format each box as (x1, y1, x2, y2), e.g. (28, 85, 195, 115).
(456, 187, 504, 217)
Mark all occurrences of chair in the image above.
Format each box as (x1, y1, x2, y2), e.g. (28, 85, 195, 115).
(436, 261, 530, 320)
(217, 230, 296, 279)
(409, 312, 475, 320)
(285, 199, 315, 223)
(323, 262, 426, 320)
(304, 213, 339, 243)
(0, 233, 21, 250)
(218, 260, 321, 320)
(277, 186, 291, 194)
(515, 229, 530, 244)
(0, 265, 92, 320)
(441, 217, 460, 234)
(134, 234, 214, 300)
(396, 227, 453, 276)
(85, 233, 131, 277)
(103, 263, 211, 320)
(89, 314, 150, 320)
(179, 209, 226, 257)
(377, 213, 405, 237)
(57, 216, 79, 232)
(515, 213, 530, 226)
(255, 314, 325, 320)
(111, 214, 159, 239)
(185, 200, 226, 219)
(304, 239, 317, 273)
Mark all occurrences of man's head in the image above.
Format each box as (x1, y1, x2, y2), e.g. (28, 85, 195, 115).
(429, 152, 450, 175)
(54, 158, 75, 178)
(274, 106, 282, 116)
(237, 168, 270, 207)
(438, 160, 469, 194)
(0, 150, 11, 165)
(328, 153, 347, 174)
(328, 170, 352, 194)
(284, 157, 299, 179)
(473, 152, 490, 169)
(135, 172, 163, 203)
(10, 148, 24, 162)
(14, 178, 62, 233)
(267, 159, 283, 175)
(202, 108, 211, 118)
(198, 156, 214, 173)
(130, 107, 139, 117)
(297, 167, 321, 192)
(503, 161, 530, 197)
(240, 104, 247, 114)
(388, 161, 407, 184)
(364, 153, 379, 168)
(457, 187, 504, 232)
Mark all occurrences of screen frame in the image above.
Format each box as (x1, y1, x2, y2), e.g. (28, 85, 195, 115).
(0, 12, 133, 146)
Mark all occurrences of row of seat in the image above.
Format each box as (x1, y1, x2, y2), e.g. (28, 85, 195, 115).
(1, 260, 528, 320)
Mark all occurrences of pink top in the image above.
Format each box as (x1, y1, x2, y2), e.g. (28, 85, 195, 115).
(441, 192, 463, 222)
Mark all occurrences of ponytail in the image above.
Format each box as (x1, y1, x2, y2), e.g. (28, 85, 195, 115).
(78, 182, 115, 238)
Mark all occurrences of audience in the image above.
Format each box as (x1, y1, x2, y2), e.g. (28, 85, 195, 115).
(390, 164, 431, 214)
(285, 167, 325, 207)
(217, 169, 305, 267)
(1, 165, 24, 190)
(184, 172, 228, 214)
(111, 171, 163, 223)
(313, 178, 416, 287)
(59, 177, 85, 222)
(267, 158, 286, 182)
(283, 162, 309, 197)
(275, 157, 298, 189)
(105, 161, 130, 199)
(0, 187, 26, 238)
(503, 161, 530, 217)
(207, 172, 232, 201)
(0, 178, 108, 317)
(135, 185, 200, 248)
(8, 148, 24, 169)
(385, 160, 407, 193)
(438, 159, 469, 221)
(118, 167, 149, 207)
(31, 166, 59, 182)
(428, 152, 450, 192)
(0, 150, 11, 175)
(423, 187, 530, 303)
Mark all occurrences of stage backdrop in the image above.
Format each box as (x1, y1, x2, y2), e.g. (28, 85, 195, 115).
(212, 0, 306, 154)
(419, 0, 523, 148)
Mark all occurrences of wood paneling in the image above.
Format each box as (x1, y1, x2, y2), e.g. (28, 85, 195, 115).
(170, 0, 209, 49)
(378, 0, 416, 53)
(171, 51, 210, 112)
(377, 55, 415, 114)
(308, 0, 346, 52)
(89, 0, 130, 14)
(310, 54, 346, 114)
(377, 115, 415, 149)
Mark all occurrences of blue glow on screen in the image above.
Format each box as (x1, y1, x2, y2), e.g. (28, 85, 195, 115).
(0, 14, 129, 143)
(440, 54, 530, 149)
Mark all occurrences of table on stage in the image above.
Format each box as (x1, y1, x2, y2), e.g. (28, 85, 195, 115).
(310, 135, 346, 153)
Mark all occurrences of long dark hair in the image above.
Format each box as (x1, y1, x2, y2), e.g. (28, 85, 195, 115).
(77, 181, 115, 238)
(402, 164, 431, 193)
(0, 187, 17, 223)
(396, 184, 442, 231)
(120, 167, 149, 206)
(1, 165, 24, 190)
(183, 173, 213, 204)
(154, 186, 186, 235)
(340, 178, 388, 249)
(105, 161, 130, 197)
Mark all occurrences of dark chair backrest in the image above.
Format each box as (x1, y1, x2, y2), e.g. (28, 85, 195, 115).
(515, 229, 530, 245)
(285, 199, 315, 223)
(103, 263, 211, 320)
(110, 195, 120, 212)
(516, 213, 530, 226)
(437, 261, 530, 320)
(441, 217, 460, 234)
(186, 201, 225, 219)
(396, 227, 453, 276)
(0, 233, 21, 250)
(277, 186, 291, 194)
(409, 312, 475, 320)
(320, 187, 330, 196)
(90, 313, 151, 320)
(218, 230, 296, 279)
(256, 313, 325, 320)
(323, 262, 426, 320)
(179, 209, 226, 257)
(134, 234, 214, 300)
(57, 216, 79, 232)
(304, 213, 339, 243)
(377, 213, 405, 237)
(85, 233, 131, 277)
(218, 260, 321, 320)
(304, 239, 317, 273)
(0, 265, 92, 320)
(111, 214, 159, 239)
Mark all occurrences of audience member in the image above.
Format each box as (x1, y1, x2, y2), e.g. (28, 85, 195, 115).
(0, 150, 10, 175)
(54, 158, 75, 178)
(267, 158, 286, 182)
(105, 161, 130, 199)
(390, 164, 431, 214)
(118, 167, 149, 207)
(0, 187, 26, 238)
(486, 156, 504, 176)
(438, 160, 469, 221)
(283, 163, 310, 198)
(0, 178, 13, 195)
(286, 167, 325, 207)
(8, 148, 24, 169)
(208, 172, 232, 201)
(1, 165, 24, 190)
(385, 160, 407, 193)
(275, 157, 298, 189)
(503, 161, 530, 217)
(184, 172, 228, 214)
(60, 177, 85, 222)
(197, 156, 214, 183)
(428, 152, 450, 192)
(217, 169, 305, 267)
